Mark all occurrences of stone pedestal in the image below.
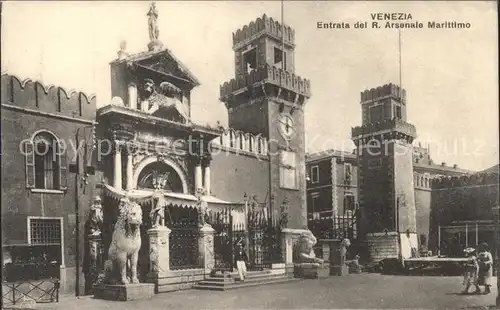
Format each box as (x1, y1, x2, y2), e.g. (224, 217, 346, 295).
(198, 224, 215, 273)
(294, 263, 330, 279)
(281, 228, 311, 264)
(322, 243, 331, 262)
(147, 39, 164, 52)
(84, 234, 104, 295)
(331, 264, 349, 276)
(147, 226, 171, 281)
(94, 283, 155, 301)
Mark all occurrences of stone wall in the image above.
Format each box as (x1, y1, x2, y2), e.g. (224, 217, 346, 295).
(365, 232, 400, 262)
(392, 141, 417, 233)
(210, 137, 269, 204)
(428, 172, 499, 252)
(267, 98, 307, 229)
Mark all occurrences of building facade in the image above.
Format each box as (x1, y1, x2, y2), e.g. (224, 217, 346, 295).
(1, 73, 100, 294)
(1, 11, 313, 297)
(306, 86, 473, 261)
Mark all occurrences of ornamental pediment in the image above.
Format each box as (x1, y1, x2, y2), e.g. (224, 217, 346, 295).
(126, 49, 200, 90)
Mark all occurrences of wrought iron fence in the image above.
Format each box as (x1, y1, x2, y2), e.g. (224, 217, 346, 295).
(247, 210, 283, 271)
(330, 212, 358, 240)
(2, 279, 59, 307)
(210, 208, 284, 272)
(210, 209, 234, 271)
(168, 207, 201, 270)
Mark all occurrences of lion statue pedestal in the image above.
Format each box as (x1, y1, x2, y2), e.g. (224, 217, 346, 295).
(293, 231, 330, 279)
(94, 198, 155, 301)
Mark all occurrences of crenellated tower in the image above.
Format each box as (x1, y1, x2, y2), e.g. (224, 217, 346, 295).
(351, 83, 418, 261)
(220, 14, 311, 228)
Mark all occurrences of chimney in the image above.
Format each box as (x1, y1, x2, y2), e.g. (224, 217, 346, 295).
(441, 162, 446, 167)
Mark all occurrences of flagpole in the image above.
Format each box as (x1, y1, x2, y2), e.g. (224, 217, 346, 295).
(281, 0, 285, 71)
(398, 29, 402, 95)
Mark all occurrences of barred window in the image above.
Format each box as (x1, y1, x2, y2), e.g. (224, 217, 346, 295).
(28, 218, 62, 245)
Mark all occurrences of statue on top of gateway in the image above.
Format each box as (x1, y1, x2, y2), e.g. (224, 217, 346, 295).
(147, 2, 160, 42)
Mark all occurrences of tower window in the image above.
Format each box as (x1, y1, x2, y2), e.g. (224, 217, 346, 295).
(369, 104, 384, 123)
(243, 48, 257, 73)
(274, 47, 287, 70)
(344, 193, 355, 212)
(395, 106, 402, 119)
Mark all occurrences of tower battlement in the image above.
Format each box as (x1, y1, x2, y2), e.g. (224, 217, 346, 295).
(220, 64, 311, 100)
(232, 14, 295, 50)
(351, 118, 417, 139)
(360, 83, 406, 104)
(431, 172, 499, 190)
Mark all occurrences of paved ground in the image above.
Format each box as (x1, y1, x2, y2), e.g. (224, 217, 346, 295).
(38, 274, 498, 309)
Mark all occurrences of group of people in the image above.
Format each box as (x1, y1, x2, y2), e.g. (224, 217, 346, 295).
(462, 242, 494, 295)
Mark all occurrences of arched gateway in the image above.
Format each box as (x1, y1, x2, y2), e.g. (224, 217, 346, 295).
(133, 156, 188, 193)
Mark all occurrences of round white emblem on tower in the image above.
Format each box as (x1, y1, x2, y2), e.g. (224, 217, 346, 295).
(279, 113, 295, 140)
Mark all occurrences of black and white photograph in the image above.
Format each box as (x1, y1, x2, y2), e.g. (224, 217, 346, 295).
(1, 1, 498, 309)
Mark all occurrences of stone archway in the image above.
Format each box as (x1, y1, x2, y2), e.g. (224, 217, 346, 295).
(133, 156, 188, 193)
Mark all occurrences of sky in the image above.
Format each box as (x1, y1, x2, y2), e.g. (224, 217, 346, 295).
(1, 1, 498, 171)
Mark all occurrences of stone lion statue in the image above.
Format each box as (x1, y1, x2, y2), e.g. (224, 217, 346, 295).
(103, 197, 143, 285)
(294, 231, 324, 264)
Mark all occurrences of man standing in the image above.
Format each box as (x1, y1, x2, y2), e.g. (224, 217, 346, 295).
(234, 237, 248, 282)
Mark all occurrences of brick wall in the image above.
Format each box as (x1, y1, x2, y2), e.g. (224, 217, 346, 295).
(210, 149, 269, 203)
(1, 74, 99, 294)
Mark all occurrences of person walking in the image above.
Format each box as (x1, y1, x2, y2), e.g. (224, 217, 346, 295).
(477, 242, 494, 294)
(234, 237, 248, 282)
(462, 247, 480, 294)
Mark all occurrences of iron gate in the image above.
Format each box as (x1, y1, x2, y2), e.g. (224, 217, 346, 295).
(210, 208, 283, 272)
(247, 211, 282, 270)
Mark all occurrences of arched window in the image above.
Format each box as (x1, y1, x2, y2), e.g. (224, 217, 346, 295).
(24, 131, 67, 190)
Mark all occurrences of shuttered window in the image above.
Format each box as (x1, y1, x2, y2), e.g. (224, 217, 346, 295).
(24, 132, 67, 190)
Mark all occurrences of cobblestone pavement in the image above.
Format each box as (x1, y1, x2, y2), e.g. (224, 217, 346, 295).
(37, 274, 498, 309)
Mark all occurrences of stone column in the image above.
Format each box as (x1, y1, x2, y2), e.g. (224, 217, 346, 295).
(128, 83, 137, 108)
(113, 142, 122, 190)
(147, 227, 171, 281)
(198, 225, 215, 273)
(203, 166, 211, 196)
(126, 151, 134, 191)
(195, 159, 203, 191)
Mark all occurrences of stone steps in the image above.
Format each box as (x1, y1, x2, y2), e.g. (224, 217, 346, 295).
(194, 270, 295, 291)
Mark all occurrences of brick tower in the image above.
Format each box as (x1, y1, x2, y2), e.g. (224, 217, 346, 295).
(351, 84, 418, 261)
(220, 14, 311, 228)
